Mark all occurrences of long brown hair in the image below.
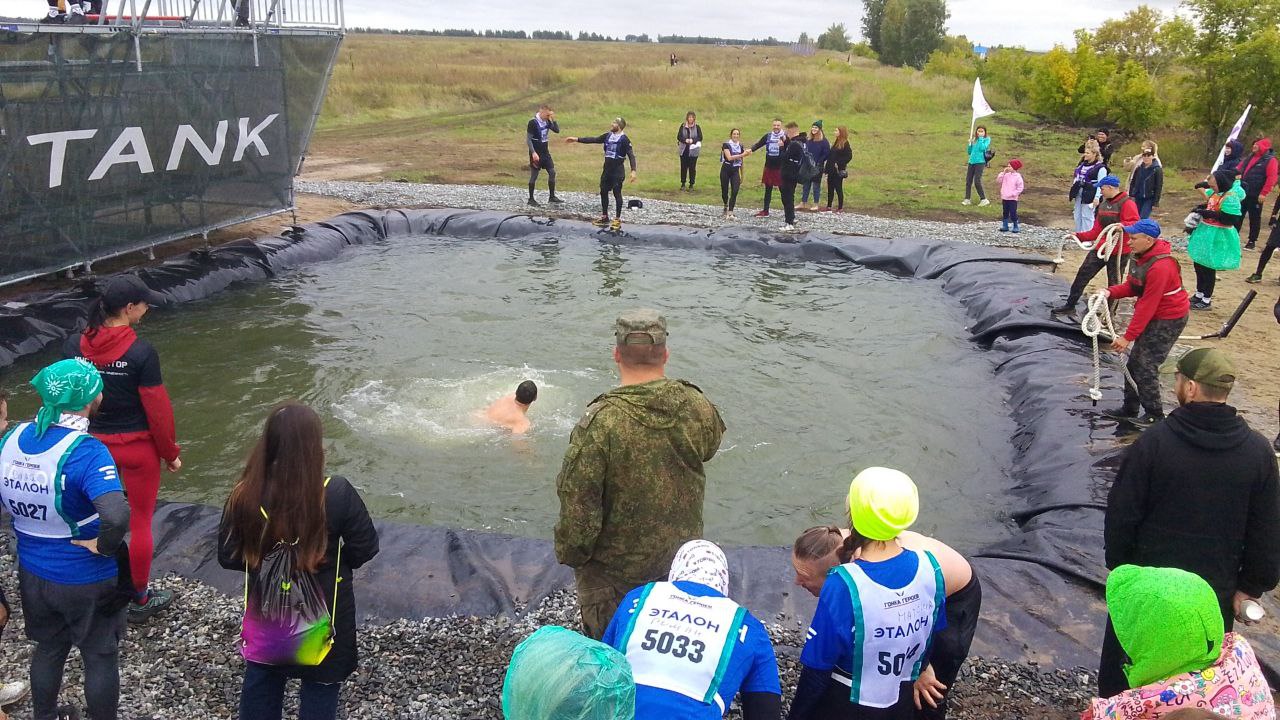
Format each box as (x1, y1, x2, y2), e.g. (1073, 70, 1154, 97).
(223, 402, 328, 572)
(832, 126, 849, 150)
(837, 525, 872, 564)
(793, 525, 843, 561)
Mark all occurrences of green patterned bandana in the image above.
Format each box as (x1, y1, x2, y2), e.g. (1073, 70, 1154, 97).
(30, 358, 103, 437)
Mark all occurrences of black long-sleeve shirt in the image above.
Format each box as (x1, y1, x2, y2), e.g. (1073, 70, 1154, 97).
(751, 131, 787, 168)
(826, 143, 852, 174)
(576, 132, 637, 173)
(92, 490, 130, 556)
(526, 116, 560, 156)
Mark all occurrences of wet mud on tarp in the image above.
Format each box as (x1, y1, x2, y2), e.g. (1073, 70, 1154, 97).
(3, 210, 1277, 676)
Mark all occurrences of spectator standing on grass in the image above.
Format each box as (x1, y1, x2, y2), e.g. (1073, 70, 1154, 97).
(565, 117, 638, 232)
(676, 111, 703, 191)
(554, 310, 725, 640)
(1083, 566, 1275, 720)
(1186, 170, 1245, 311)
(526, 104, 563, 207)
(751, 119, 787, 217)
(962, 125, 991, 206)
(1078, 128, 1116, 167)
(63, 275, 180, 624)
(1100, 347, 1280, 697)
(1245, 190, 1280, 284)
(780, 123, 806, 231)
(802, 121, 830, 211)
(218, 402, 380, 720)
(996, 159, 1024, 234)
(824, 126, 852, 213)
(1124, 140, 1163, 219)
(1237, 138, 1277, 250)
(1070, 147, 1108, 233)
(1099, 219, 1190, 427)
(1053, 175, 1137, 316)
(0, 359, 130, 720)
(0, 391, 32, 718)
(602, 540, 782, 720)
(720, 128, 752, 219)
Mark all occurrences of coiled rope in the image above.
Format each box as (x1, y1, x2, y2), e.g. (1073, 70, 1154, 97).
(1080, 289, 1139, 405)
(1053, 222, 1129, 276)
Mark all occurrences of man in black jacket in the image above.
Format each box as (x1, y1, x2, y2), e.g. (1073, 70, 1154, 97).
(1099, 347, 1280, 697)
(779, 122, 804, 231)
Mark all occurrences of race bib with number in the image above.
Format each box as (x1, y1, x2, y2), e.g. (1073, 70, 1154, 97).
(0, 423, 94, 539)
(618, 582, 747, 711)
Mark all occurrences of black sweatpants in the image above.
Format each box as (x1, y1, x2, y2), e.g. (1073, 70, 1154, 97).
(720, 164, 741, 210)
(680, 154, 698, 187)
(1193, 262, 1217, 298)
(826, 170, 845, 209)
(1065, 251, 1129, 308)
(781, 179, 798, 225)
(20, 567, 126, 720)
(1241, 193, 1264, 245)
(600, 169, 624, 219)
(1254, 224, 1280, 276)
(1121, 314, 1188, 417)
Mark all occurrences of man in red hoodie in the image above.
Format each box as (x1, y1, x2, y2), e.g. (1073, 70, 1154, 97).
(1053, 175, 1141, 316)
(1101, 219, 1191, 427)
(1238, 137, 1277, 250)
(63, 275, 181, 623)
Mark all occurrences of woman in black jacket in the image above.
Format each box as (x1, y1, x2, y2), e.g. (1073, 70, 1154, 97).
(219, 402, 379, 720)
(824, 126, 852, 212)
(676, 111, 703, 190)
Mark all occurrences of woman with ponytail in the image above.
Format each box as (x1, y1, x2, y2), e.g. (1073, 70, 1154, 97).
(63, 275, 180, 623)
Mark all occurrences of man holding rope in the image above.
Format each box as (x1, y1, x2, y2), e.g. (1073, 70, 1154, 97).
(1053, 175, 1139, 317)
(1098, 219, 1189, 427)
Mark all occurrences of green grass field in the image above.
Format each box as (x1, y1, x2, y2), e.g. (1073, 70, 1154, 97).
(312, 35, 1202, 223)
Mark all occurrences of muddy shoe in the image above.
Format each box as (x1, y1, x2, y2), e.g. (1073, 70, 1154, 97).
(128, 588, 175, 624)
(526, 198, 541, 208)
(609, 219, 622, 231)
(1050, 304, 1076, 316)
(1101, 406, 1139, 421)
(1245, 273, 1262, 283)
(1131, 413, 1164, 429)
(548, 195, 564, 204)
(591, 216, 610, 227)
(0, 680, 29, 707)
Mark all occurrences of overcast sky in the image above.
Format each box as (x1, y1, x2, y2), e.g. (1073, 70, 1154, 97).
(0, 0, 1183, 51)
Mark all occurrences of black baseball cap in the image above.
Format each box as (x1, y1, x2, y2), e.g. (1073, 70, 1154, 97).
(102, 275, 164, 308)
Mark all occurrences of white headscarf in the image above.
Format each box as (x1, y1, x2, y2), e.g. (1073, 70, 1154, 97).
(668, 540, 729, 595)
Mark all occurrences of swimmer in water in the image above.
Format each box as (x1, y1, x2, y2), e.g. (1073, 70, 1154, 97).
(483, 380, 537, 434)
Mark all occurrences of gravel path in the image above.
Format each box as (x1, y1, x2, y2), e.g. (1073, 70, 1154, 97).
(296, 180, 1075, 253)
(0, 534, 1097, 719)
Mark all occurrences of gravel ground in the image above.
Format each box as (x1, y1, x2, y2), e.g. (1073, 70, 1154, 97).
(0, 534, 1096, 720)
(296, 180, 1077, 253)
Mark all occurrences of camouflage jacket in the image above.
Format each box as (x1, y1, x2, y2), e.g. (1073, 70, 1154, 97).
(554, 377, 726, 586)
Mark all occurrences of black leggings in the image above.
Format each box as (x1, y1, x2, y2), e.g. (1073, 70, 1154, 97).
(826, 171, 844, 209)
(1255, 224, 1280, 276)
(600, 171, 624, 218)
(1194, 262, 1217, 298)
(680, 154, 699, 187)
(1242, 194, 1264, 244)
(720, 164, 741, 209)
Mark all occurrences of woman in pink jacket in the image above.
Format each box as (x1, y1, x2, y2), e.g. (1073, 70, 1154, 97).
(997, 158, 1025, 233)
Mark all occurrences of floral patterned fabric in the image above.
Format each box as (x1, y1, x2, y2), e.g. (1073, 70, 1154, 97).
(1082, 633, 1276, 720)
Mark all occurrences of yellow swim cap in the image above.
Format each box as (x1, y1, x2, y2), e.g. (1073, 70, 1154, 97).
(847, 467, 919, 541)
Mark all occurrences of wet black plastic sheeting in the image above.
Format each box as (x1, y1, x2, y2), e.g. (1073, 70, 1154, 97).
(4, 209, 1277, 674)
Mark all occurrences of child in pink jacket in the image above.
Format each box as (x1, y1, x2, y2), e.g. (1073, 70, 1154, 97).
(997, 158, 1025, 233)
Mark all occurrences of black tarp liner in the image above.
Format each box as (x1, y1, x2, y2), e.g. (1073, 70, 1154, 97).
(2, 209, 1277, 676)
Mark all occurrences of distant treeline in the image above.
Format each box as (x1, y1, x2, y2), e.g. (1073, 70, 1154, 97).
(347, 28, 785, 45)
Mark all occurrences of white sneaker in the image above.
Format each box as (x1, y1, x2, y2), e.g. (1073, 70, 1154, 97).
(961, 199, 972, 206)
(781, 223, 797, 232)
(978, 198, 990, 207)
(0, 680, 29, 706)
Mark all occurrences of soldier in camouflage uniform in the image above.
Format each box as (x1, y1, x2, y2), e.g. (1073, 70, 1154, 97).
(554, 309, 726, 639)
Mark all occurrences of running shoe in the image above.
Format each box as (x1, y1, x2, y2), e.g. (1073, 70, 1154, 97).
(1245, 241, 1256, 250)
(54, 705, 81, 720)
(609, 219, 622, 231)
(722, 210, 731, 219)
(1101, 407, 1139, 421)
(1131, 413, 1164, 429)
(754, 210, 770, 218)
(591, 216, 610, 227)
(978, 199, 990, 207)
(961, 199, 972, 206)
(527, 198, 541, 207)
(781, 223, 797, 232)
(1190, 296, 1212, 310)
(1245, 273, 1263, 283)
(39, 11, 65, 22)
(1050, 304, 1076, 316)
(65, 11, 88, 23)
(128, 588, 175, 624)
(548, 196, 564, 204)
(0, 680, 29, 707)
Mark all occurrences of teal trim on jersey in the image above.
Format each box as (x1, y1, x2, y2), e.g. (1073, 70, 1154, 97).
(912, 551, 946, 680)
(835, 565, 866, 704)
(616, 582, 655, 651)
(702, 605, 748, 705)
(53, 433, 88, 538)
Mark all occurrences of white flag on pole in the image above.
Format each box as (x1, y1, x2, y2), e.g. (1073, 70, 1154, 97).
(972, 78, 996, 120)
(1211, 103, 1252, 172)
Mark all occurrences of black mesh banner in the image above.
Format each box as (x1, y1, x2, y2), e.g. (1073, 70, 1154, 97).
(0, 30, 340, 284)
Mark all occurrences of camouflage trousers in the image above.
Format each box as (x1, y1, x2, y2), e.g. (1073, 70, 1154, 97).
(574, 566, 656, 640)
(1122, 315, 1189, 417)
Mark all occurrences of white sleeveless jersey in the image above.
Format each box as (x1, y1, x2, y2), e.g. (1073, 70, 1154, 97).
(618, 582, 747, 713)
(833, 550, 943, 708)
(0, 423, 97, 539)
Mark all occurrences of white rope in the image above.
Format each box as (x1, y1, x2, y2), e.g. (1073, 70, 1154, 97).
(1081, 289, 1139, 404)
(1053, 222, 1126, 269)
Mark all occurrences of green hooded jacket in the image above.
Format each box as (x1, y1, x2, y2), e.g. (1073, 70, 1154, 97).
(554, 378, 725, 587)
(1107, 564, 1224, 688)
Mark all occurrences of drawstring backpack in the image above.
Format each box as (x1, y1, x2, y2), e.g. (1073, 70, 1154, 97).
(240, 478, 343, 666)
